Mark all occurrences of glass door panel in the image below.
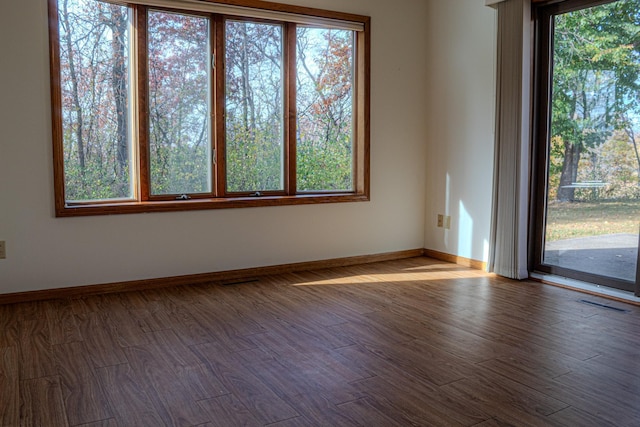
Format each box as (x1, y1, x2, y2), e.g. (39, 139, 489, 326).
(538, 0, 640, 292)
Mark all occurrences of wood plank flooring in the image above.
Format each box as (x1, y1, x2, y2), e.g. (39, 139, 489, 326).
(2, 256, 640, 426)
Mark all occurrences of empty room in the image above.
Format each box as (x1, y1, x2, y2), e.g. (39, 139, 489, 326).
(1, 0, 640, 425)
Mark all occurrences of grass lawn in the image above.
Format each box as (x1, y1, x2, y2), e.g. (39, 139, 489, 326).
(545, 200, 640, 242)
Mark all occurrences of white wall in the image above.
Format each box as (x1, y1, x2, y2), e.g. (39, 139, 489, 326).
(424, 0, 497, 263)
(0, 0, 430, 294)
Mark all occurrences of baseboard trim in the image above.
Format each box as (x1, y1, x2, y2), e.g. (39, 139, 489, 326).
(0, 249, 425, 305)
(423, 249, 486, 271)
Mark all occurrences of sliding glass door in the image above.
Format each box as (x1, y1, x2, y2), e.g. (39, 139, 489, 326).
(532, 0, 640, 294)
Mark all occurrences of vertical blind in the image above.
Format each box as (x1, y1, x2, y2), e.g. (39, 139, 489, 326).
(488, 0, 532, 280)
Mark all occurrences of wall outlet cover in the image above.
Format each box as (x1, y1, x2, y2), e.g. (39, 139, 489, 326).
(444, 216, 451, 229)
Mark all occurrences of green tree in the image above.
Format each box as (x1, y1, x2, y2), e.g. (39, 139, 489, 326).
(59, 0, 132, 200)
(598, 130, 640, 198)
(552, 0, 640, 201)
(225, 21, 283, 193)
(147, 11, 210, 195)
(296, 28, 354, 191)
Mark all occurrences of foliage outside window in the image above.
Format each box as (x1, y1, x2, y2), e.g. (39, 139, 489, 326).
(547, 0, 640, 202)
(49, 0, 370, 216)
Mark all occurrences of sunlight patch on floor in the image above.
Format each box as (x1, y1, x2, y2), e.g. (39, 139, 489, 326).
(292, 269, 489, 286)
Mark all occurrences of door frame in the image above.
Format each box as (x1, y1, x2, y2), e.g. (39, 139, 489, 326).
(529, 0, 640, 296)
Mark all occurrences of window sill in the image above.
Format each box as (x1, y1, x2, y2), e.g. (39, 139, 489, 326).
(56, 193, 370, 217)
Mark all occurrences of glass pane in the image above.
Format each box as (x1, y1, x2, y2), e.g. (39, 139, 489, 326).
(225, 21, 284, 193)
(296, 27, 354, 192)
(148, 11, 210, 196)
(58, 0, 132, 201)
(543, 0, 640, 283)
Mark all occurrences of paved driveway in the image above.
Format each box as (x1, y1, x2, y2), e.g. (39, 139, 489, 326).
(544, 233, 639, 281)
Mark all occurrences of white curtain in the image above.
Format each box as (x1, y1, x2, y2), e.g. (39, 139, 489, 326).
(487, 0, 531, 280)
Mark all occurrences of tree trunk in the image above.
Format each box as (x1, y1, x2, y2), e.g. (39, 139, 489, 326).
(557, 141, 581, 201)
(240, 25, 256, 134)
(107, 6, 129, 196)
(557, 87, 586, 202)
(62, 0, 86, 175)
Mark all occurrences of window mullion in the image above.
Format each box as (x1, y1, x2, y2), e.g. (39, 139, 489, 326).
(286, 22, 297, 195)
(136, 5, 151, 201)
(207, 13, 217, 198)
(214, 14, 226, 197)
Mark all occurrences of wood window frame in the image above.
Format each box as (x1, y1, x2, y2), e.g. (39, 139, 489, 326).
(48, 0, 370, 217)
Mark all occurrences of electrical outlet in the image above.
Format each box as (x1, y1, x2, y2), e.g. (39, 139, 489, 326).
(437, 214, 444, 228)
(0, 241, 5, 259)
(444, 216, 451, 230)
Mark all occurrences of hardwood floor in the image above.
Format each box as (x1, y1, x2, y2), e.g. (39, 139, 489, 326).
(2, 256, 640, 426)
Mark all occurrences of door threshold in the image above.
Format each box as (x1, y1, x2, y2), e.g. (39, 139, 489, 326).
(530, 272, 640, 306)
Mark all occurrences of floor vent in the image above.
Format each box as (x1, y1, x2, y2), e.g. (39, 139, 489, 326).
(579, 299, 629, 313)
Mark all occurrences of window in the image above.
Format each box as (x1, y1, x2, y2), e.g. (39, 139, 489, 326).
(148, 10, 212, 196)
(48, 0, 370, 216)
(296, 27, 355, 192)
(225, 19, 284, 193)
